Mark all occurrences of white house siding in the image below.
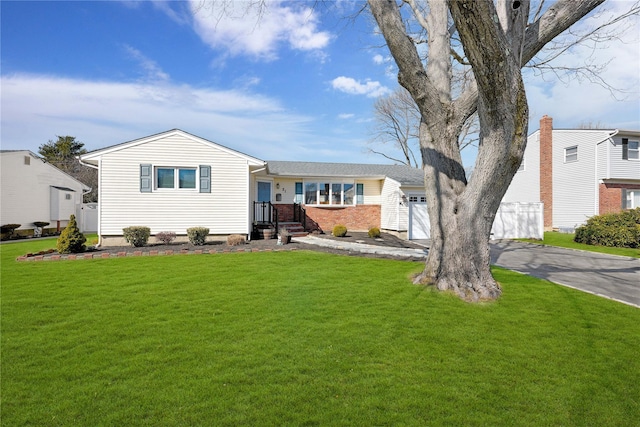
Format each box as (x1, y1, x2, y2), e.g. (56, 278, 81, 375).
(1, 151, 87, 230)
(359, 179, 381, 205)
(607, 135, 640, 180)
(97, 134, 252, 237)
(552, 131, 602, 228)
(380, 178, 401, 231)
(502, 131, 541, 203)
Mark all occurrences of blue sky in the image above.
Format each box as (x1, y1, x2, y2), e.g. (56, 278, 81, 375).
(1, 1, 639, 168)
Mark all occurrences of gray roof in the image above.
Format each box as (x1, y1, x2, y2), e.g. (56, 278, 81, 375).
(266, 161, 424, 186)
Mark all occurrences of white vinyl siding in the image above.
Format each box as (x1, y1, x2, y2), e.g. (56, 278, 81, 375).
(553, 131, 598, 228)
(503, 131, 541, 203)
(0, 151, 87, 230)
(97, 133, 253, 235)
(380, 178, 401, 231)
(606, 136, 640, 180)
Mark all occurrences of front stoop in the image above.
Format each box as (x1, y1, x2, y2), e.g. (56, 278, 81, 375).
(278, 222, 307, 237)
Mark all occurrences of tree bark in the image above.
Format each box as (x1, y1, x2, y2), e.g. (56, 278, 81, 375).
(368, 0, 607, 301)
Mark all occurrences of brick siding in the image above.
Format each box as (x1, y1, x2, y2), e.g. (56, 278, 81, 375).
(599, 183, 640, 214)
(539, 115, 553, 229)
(275, 204, 381, 233)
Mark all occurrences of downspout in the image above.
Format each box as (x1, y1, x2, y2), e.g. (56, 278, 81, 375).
(595, 130, 619, 216)
(78, 156, 102, 247)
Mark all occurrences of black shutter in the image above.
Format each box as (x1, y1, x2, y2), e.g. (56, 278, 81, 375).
(140, 164, 152, 193)
(199, 165, 211, 193)
(622, 138, 629, 160)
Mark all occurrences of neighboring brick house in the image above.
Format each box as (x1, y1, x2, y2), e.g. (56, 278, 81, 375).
(503, 116, 640, 230)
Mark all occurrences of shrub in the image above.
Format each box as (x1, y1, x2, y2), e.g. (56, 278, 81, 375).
(574, 208, 640, 248)
(187, 227, 209, 245)
(123, 226, 151, 247)
(368, 227, 381, 238)
(332, 224, 348, 237)
(155, 231, 177, 244)
(56, 215, 86, 253)
(227, 234, 246, 246)
(1, 224, 21, 236)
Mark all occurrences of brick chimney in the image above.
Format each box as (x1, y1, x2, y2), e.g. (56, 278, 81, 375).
(539, 115, 553, 230)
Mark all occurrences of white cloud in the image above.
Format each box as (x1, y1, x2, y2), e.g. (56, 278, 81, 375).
(373, 54, 385, 65)
(189, 0, 332, 61)
(338, 113, 355, 119)
(331, 76, 391, 98)
(0, 73, 322, 159)
(124, 45, 171, 83)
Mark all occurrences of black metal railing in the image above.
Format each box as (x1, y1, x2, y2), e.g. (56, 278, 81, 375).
(293, 202, 306, 231)
(253, 201, 278, 231)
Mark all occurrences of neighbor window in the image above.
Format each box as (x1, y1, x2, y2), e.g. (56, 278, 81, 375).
(623, 189, 640, 209)
(303, 181, 356, 206)
(156, 167, 197, 189)
(564, 146, 578, 163)
(623, 139, 639, 160)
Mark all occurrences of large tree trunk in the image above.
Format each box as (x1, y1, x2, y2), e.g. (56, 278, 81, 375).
(368, 0, 605, 302)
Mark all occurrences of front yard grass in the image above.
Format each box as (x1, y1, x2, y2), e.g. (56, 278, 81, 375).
(520, 231, 640, 258)
(2, 238, 639, 426)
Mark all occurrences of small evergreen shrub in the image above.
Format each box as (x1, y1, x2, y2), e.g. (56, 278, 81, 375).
(332, 224, 348, 237)
(574, 208, 640, 248)
(368, 227, 381, 238)
(227, 234, 245, 246)
(155, 231, 177, 244)
(123, 226, 151, 247)
(56, 215, 86, 253)
(1, 224, 21, 237)
(187, 227, 209, 245)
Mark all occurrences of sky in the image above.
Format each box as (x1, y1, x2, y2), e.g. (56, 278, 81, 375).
(1, 0, 639, 169)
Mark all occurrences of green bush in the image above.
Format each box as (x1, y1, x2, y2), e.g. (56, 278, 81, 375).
(56, 215, 86, 253)
(368, 227, 381, 238)
(187, 227, 209, 245)
(332, 224, 348, 237)
(574, 208, 640, 248)
(123, 226, 151, 247)
(1, 224, 21, 235)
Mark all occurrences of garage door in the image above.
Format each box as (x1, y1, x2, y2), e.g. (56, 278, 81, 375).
(409, 195, 430, 240)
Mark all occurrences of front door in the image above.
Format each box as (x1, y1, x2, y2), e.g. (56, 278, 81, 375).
(255, 181, 272, 222)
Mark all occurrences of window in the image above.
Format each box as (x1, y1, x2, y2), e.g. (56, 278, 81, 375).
(623, 189, 640, 209)
(564, 146, 578, 163)
(622, 138, 639, 160)
(356, 183, 364, 205)
(294, 182, 303, 203)
(156, 167, 196, 189)
(140, 164, 209, 193)
(303, 181, 357, 206)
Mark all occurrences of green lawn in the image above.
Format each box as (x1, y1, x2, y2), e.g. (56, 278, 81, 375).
(2, 238, 639, 426)
(520, 232, 640, 258)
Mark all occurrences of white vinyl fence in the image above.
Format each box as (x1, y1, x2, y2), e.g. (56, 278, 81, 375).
(81, 203, 98, 233)
(491, 202, 543, 240)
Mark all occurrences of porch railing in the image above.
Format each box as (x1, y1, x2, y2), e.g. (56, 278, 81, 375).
(253, 201, 279, 231)
(293, 202, 306, 231)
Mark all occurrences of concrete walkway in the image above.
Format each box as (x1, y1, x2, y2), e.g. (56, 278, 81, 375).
(491, 241, 640, 308)
(293, 235, 428, 258)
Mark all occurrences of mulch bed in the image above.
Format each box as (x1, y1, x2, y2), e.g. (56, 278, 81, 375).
(17, 232, 426, 262)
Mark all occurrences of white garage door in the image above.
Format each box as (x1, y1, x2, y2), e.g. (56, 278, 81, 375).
(409, 195, 430, 240)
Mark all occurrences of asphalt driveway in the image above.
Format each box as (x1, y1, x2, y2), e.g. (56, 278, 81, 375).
(490, 240, 640, 308)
